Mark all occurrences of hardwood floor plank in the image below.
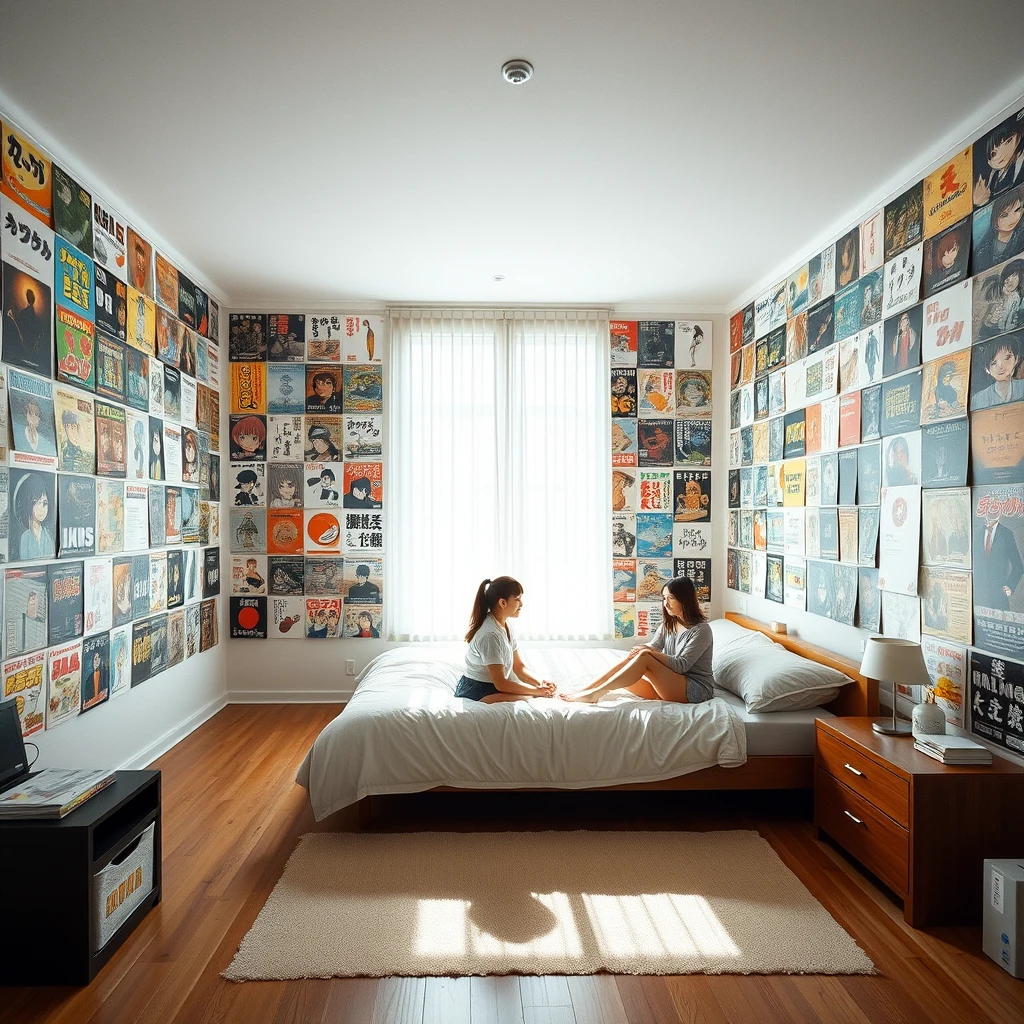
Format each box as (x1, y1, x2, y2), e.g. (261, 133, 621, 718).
(663, 977, 731, 1024)
(519, 975, 572, 1007)
(470, 976, 526, 1024)
(423, 976, 472, 1024)
(565, 975, 629, 1024)
(521, 1007, 577, 1024)
(613, 975, 683, 1024)
(320, 978, 380, 1024)
(372, 977, 426, 1024)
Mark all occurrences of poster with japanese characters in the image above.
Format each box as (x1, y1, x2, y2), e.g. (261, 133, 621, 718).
(969, 649, 1024, 756)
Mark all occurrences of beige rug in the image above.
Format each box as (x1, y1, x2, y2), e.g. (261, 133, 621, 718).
(224, 830, 874, 979)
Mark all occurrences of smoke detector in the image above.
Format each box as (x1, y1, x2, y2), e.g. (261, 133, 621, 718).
(502, 59, 533, 85)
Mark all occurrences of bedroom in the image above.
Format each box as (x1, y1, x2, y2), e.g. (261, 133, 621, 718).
(2, 1, 1024, 1021)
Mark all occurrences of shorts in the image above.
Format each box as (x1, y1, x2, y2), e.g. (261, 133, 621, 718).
(686, 678, 714, 704)
(454, 675, 499, 701)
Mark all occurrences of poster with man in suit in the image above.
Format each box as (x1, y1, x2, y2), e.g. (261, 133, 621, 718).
(973, 483, 1024, 657)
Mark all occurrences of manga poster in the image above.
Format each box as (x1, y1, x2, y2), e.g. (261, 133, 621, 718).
(342, 365, 383, 413)
(230, 462, 266, 507)
(922, 218, 971, 298)
(231, 596, 267, 639)
(305, 365, 344, 415)
(638, 469, 672, 513)
(48, 560, 84, 645)
(342, 414, 382, 460)
(95, 332, 126, 404)
(8, 367, 58, 469)
(108, 624, 131, 697)
(919, 566, 972, 644)
(125, 286, 155, 355)
(884, 181, 924, 260)
(81, 632, 110, 712)
(638, 369, 674, 416)
(920, 351, 970, 425)
(54, 236, 94, 325)
(95, 401, 126, 477)
(229, 313, 268, 362)
(266, 364, 304, 415)
(345, 603, 382, 638)
(858, 568, 881, 630)
(167, 609, 185, 665)
(969, 650, 1024, 756)
(342, 315, 382, 364)
(922, 280, 972, 362)
(970, 333, 1024, 411)
(637, 419, 673, 467)
(673, 321, 712, 370)
(268, 556, 304, 596)
(305, 596, 342, 638)
(58, 475, 96, 558)
(612, 559, 636, 602)
(229, 414, 267, 463)
(91, 197, 125, 280)
(4, 565, 48, 658)
(882, 304, 923, 378)
(972, 183, 1024, 274)
(342, 558, 382, 605)
(972, 255, 1024, 344)
(303, 461, 342, 508)
(9, 468, 56, 562)
(267, 313, 305, 362)
(672, 470, 710, 524)
(95, 265, 126, 342)
(269, 596, 305, 638)
(923, 148, 972, 239)
(230, 508, 265, 554)
(131, 617, 152, 686)
(882, 244, 923, 320)
(341, 510, 381, 556)
(96, 479, 124, 554)
(231, 553, 267, 596)
(970, 403, 1024, 484)
(880, 369, 923, 436)
(3, 650, 46, 737)
(229, 362, 266, 415)
(53, 387, 95, 475)
(180, 426, 200, 483)
(972, 105, 1024, 209)
(878, 484, 921, 595)
(111, 558, 133, 627)
(973, 483, 1024, 657)
(83, 556, 113, 636)
(305, 315, 343, 362)
(835, 228, 860, 291)
(637, 321, 674, 368)
(859, 506, 880, 566)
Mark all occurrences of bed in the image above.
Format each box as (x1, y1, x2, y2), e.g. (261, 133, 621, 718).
(296, 612, 877, 821)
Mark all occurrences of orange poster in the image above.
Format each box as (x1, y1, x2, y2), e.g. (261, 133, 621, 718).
(1, 120, 53, 225)
(230, 362, 267, 414)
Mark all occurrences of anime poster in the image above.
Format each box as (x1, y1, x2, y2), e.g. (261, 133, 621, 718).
(973, 482, 1024, 657)
(971, 403, 1024, 484)
(8, 468, 55, 563)
(105, 623, 131, 696)
(125, 347, 149, 411)
(880, 369, 923, 435)
(148, 485, 166, 546)
(923, 148, 972, 239)
(922, 280, 972, 363)
(267, 597, 303, 639)
(264, 463, 301, 510)
(882, 304, 922, 378)
(95, 401, 126, 477)
(857, 443, 881, 506)
(919, 566, 972, 643)
(884, 181, 924, 260)
(305, 597, 342, 638)
(47, 560, 84, 645)
(4, 565, 48, 658)
(972, 105, 1024, 209)
(612, 559, 636, 602)
(970, 333, 1024, 411)
(300, 462, 340, 508)
(882, 244, 923, 319)
(228, 461, 265, 507)
(229, 596, 266, 639)
(229, 414, 267, 463)
(52, 387, 95, 476)
(969, 650, 1024, 756)
(341, 365, 382, 413)
(96, 479, 124, 554)
(51, 167, 92, 258)
(838, 450, 858, 505)
(920, 351, 970, 425)
(878, 484, 921, 595)
(305, 314, 343, 362)
(338, 415, 382, 462)
(266, 313, 305, 362)
(857, 567, 881, 630)
(835, 228, 860, 291)
(3, 649, 46, 738)
(130, 617, 153, 686)
(267, 556, 303, 597)
(341, 315, 382, 364)
(859, 506, 880, 566)
(806, 298, 835, 356)
(672, 470, 710, 524)
(341, 558, 382, 605)
(83, 556, 112, 636)
(973, 183, 1024, 275)
(637, 321, 674, 368)
(922, 218, 971, 298)
(94, 265, 126, 342)
(125, 286, 155, 355)
(228, 313, 268, 362)
(345, 604, 381, 638)
(180, 426, 200, 483)
(176, 271, 196, 330)
(184, 604, 201, 658)
(636, 419, 673, 467)
(110, 557, 133, 627)
(638, 369, 674, 416)
(95, 333, 126, 405)
(78, 631, 110, 713)
(8, 367, 58, 468)
(57, 475, 96, 559)
(973, 255, 1024, 343)
(231, 553, 267, 596)
(881, 430, 921, 488)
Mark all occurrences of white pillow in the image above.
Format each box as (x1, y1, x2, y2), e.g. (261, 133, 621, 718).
(712, 634, 850, 712)
(708, 617, 774, 652)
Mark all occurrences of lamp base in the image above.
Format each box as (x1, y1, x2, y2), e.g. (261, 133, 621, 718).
(872, 719, 913, 736)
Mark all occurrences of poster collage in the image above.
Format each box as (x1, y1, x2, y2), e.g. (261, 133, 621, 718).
(726, 102, 1024, 757)
(226, 313, 384, 640)
(0, 115, 222, 739)
(610, 320, 713, 638)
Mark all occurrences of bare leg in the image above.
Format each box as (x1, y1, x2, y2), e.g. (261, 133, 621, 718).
(480, 692, 534, 704)
(562, 652, 689, 703)
(564, 654, 633, 697)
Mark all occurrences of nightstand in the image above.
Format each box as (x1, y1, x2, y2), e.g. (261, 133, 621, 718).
(814, 717, 1024, 927)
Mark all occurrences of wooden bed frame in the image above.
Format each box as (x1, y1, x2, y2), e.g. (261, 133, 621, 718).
(354, 614, 879, 825)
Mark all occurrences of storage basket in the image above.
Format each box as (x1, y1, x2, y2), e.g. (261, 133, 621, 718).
(91, 820, 155, 951)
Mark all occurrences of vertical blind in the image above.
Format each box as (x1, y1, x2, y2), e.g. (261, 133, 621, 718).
(386, 309, 612, 641)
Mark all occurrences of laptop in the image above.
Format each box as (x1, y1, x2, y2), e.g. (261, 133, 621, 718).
(0, 697, 35, 795)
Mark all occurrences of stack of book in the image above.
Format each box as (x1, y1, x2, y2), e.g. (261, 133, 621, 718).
(0, 769, 115, 819)
(914, 734, 993, 765)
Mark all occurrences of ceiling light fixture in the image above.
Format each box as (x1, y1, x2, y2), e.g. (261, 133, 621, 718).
(491, 274, 505, 282)
(501, 59, 533, 85)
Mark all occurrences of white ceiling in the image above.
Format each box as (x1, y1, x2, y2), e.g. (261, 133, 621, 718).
(2, 0, 1023, 311)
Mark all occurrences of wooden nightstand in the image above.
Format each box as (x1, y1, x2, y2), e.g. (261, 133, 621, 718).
(814, 717, 1024, 927)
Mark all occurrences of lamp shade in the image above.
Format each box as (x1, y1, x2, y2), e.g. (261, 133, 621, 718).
(859, 637, 931, 685)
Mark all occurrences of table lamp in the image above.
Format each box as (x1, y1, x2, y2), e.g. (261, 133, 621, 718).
(860, 637, 931, 736)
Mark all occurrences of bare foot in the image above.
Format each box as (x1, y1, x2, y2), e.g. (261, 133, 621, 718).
(559, 690, 597, 703)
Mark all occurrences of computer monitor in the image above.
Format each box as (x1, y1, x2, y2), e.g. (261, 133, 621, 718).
(0, 698, 29, 792)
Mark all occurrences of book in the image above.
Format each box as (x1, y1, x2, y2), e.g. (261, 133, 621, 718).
(0, 768, 114, 818)
(914, 734, 992, 765)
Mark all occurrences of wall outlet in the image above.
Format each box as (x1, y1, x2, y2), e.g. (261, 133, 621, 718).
(345, 660, 355, 676)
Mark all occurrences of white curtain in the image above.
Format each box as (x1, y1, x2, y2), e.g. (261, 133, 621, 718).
(386, 308, 612, 641)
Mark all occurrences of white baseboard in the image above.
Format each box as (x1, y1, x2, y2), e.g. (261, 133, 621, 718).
(228, 690, 353, 704)
(122, 692, 230, 770)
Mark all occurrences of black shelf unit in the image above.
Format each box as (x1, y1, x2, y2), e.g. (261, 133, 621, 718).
(0, 769, 161, 986)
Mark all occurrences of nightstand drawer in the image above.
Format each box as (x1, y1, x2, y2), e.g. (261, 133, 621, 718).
(816, 727, 909, 828)
(815, 768, 909, 895)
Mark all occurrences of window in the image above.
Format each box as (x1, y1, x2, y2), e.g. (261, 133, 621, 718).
(387, 309, 612, 641)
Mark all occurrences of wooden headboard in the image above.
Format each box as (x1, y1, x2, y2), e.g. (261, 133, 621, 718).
(724, 612, 878, 717)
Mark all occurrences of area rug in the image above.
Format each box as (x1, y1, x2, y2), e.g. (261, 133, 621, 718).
(224, 830, 875, 979)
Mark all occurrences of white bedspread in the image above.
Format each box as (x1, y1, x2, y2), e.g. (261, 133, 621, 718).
(296, 646, 747, 820)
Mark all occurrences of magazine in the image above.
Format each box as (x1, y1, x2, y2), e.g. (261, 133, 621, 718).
(0, 768, 114, 818)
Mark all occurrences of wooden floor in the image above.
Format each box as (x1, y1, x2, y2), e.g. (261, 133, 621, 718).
(2, 704, 1019, 1024)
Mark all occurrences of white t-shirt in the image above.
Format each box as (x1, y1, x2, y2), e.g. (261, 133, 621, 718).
(464, 614, 518, 683)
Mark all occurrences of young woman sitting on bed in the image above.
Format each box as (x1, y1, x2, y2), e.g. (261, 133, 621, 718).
(453, 576, 558, 703)
(562, 576, 714, 704)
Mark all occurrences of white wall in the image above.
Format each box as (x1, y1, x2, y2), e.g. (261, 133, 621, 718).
(2, 97, 229, 771)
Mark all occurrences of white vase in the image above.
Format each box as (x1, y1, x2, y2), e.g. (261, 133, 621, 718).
(912, 700, 946, 738)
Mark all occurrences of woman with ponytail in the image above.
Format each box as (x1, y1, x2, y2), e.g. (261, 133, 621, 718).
(561, 575, 714, 704)
(454, 576, 557, 702)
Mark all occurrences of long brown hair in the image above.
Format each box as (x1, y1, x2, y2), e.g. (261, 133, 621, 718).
(465, 576, 523, 642)
(661, 575, 706, 633)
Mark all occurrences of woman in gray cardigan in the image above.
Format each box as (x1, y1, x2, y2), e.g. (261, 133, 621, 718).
(561, 576, 714, 703)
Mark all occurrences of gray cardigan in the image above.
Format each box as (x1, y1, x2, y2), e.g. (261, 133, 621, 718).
(647, 620, 715, 693)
